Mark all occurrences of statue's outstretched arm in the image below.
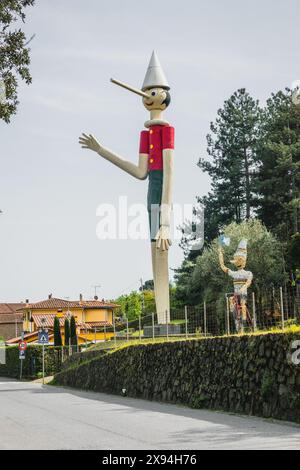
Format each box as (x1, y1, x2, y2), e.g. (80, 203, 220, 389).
(218, 247, 229, 273)
(79, 133, 148, 180)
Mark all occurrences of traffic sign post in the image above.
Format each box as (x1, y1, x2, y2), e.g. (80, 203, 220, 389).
(18, 339, 27, 380)
(19, 350, 26, 380)
(38, 329, 49, 385)
(42, 344, 45, 385)
(18, 341, 27, 352)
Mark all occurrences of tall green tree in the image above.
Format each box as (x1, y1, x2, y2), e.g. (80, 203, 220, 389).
(174, 258, 197, 306)
(53, 317, 62, 347)
(0, 0, 35, 122)
(116, 292, 142, 321)
(64, 318, 70, 347)
(197, 89, 262, 244)
(70, 316, 77, 347)
(257, 89, 300, 248)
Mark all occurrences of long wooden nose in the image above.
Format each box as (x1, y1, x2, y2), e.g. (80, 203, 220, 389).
(110, 78, 151, 99)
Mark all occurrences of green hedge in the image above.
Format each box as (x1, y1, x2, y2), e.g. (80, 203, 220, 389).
(0, 346, 69, 379)
(54, 332, 300, 423)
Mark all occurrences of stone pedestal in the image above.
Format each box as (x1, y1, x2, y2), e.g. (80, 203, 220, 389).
(143, 324, 182, 338)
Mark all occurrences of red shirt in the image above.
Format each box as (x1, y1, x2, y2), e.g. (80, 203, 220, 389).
(139, 125, 175, 171)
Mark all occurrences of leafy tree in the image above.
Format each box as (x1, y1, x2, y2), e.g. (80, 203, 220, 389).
(174, 258, 197, 306)
(0, 0, 35, 122)
(64, 318, 70, 347)
(114, 286, 178, 320)
(140, 279, 154, 291)
(53, 316, 62, 347)
(176, 219, 285, 307)
(257, 89, 300, 247)
(142, 290, 156, 316)
(169, 284, 182, 310)
(116, 292, 142, 321)
(176, 87, 300, 305)
(70, 316, 77, 346)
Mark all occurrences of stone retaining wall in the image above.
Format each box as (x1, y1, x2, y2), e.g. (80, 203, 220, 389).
(54, 333, 300, 422)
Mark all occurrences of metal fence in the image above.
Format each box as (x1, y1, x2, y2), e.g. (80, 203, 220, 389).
(89, 286, 300, 347)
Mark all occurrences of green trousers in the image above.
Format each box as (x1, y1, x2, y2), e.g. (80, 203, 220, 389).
(147, 170, 163, 241)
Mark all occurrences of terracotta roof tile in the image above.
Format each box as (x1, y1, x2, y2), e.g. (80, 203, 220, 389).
(17, 298, 119, 310)
(0, 304, 24, 324)
(0, 303, 25, 315)
(32, 313, 67, 328)
(31, 313, 112, 330)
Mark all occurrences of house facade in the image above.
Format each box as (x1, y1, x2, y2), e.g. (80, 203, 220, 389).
(0, 304, 24, 341)
(7, 296, 119, 345)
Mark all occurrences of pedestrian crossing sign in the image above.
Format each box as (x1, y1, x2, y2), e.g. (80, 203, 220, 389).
(38, 330, 49, 345)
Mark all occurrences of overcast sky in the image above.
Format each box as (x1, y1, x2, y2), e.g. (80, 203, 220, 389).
(0, 0, 299, 302)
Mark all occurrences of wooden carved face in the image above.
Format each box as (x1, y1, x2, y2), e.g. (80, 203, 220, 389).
(230, 255, 247, 269)
(142, 87, 170, 111)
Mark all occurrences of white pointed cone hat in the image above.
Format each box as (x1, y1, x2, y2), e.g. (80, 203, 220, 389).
(142, 51, 170, 91)
(234, 239, 248, 259)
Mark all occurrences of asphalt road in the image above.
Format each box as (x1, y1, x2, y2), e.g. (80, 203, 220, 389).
(0, 378, 300, 450)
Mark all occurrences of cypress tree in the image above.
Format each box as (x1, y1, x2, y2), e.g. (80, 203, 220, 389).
(64, 318, 70, 347)
(53, 316, 62, 347)
(70, 316, 77, 346)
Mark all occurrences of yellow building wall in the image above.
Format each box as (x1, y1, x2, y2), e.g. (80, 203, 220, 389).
(22, 307, 114, 333)
(83, 309, 113, 323)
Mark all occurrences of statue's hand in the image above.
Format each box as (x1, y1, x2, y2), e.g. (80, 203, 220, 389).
(155, 225, 172, 251)
(79, 133, 102, 154)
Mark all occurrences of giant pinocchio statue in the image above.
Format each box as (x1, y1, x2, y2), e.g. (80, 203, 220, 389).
(79, 51, 174, 325)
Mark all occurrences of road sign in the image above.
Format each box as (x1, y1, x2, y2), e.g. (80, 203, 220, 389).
(19, 350, 26, 360)
(18, 341, 27, 351)
(38, 329, 49, 385)
(19, 349, 26, 380)
(38, 330, 49, 345)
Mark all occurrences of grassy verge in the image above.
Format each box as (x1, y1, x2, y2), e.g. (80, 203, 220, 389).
(87, 324, 300, 354)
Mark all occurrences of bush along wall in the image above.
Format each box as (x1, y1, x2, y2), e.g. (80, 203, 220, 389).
(0, 346, 69, 379)
(54, 332, 300, 423)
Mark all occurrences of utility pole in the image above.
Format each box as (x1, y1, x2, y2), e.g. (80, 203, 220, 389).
(139, 278, 145, 341)
(140, 278, 145, 315)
